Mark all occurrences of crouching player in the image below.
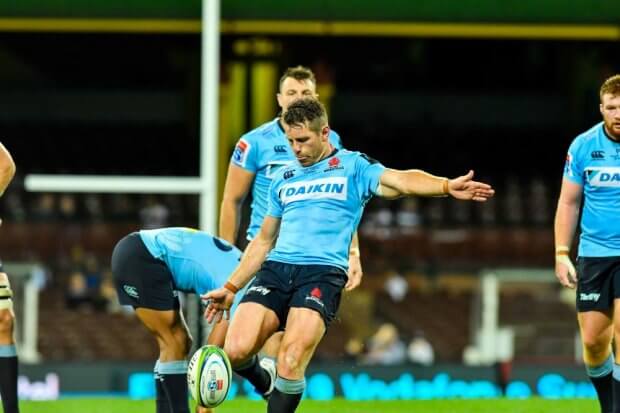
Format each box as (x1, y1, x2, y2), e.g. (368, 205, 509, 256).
(111, 227, 274, 413)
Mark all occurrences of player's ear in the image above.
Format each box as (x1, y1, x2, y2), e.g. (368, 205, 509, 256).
(322, 125, 330, 141)
(599, 103, 604, 116)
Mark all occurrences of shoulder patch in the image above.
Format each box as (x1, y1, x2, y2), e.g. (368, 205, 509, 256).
(232, 138, 251, 166)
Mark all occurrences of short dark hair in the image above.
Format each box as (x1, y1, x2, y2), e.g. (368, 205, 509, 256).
(279, 66, 316, 91)
(283, 98, 327, 134)
(600, 74, 620, 101)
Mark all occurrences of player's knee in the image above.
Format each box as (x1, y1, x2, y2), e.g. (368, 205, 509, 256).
(277, 344, 308, 377)
(224, 337, 254, 365)
(582, 333, 608, 357)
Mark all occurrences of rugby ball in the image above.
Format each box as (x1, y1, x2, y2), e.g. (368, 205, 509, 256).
(187, 345, 232, 408)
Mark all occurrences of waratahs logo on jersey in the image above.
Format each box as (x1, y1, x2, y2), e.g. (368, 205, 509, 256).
(280, 177, 347, 204)
(564, 153, 573, 176)
(585, 167, 620, 187)
(324, 156, 344, 172)
(232, 139, 250, 167)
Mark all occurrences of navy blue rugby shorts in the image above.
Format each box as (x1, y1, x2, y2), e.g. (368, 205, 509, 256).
(239, 260, 347, 329)
(111, 232, 179, 311)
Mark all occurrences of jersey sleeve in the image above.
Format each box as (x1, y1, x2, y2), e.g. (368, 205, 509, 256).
(563, 138, 584, 185)
(329, 130, 344, 150)
(354, 153, 386, 200)
(230, 135, 259, 172)
(266, 177, 284, 218)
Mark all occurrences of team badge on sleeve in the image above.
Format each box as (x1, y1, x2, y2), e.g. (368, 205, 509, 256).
(232, 139, 251, 167)
(564, 153, 572, 176)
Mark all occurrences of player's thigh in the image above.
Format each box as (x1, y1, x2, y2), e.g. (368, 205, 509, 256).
(226, 261, 295, 353)
(578, 310, 613, 347)
(226, 302, 279, 356)
(239, 261, 295, 328)
(289, 265, 347, 329)
(135, 307, 185, 339)
(278, 307, 325, 372)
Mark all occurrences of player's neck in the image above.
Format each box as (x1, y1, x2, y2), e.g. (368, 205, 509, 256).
(603, 125, 620, 142)
(317, 144, 336, 162)
(277, 117, 286, 133)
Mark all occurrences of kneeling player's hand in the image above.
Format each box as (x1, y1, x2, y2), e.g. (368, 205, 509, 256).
(201, 288, 235, 324)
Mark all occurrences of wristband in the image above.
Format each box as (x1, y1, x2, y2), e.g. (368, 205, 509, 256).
(442, 178, 449, 195)
(224, 281, 239, 294)
(349, 247, 360, 257)
(555, 246, 570, 256)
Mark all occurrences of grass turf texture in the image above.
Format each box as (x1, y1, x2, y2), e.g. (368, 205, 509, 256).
(15, 398, 598, 413)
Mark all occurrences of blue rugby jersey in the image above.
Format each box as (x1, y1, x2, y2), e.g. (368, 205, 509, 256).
(139, 228, 245, 305)
(564, 122, 620, 256)
(231, 118, 343, 240)
(266, 149, 385, 270)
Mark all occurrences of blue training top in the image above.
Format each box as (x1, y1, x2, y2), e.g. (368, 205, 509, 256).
(564, 122, 620, 257)
(231, 118, 343, 240)
(139, 228, 245, 308)
(266, 149, 385, 271)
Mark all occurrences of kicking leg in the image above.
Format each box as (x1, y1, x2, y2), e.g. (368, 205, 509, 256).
(225, 302, 279, 396)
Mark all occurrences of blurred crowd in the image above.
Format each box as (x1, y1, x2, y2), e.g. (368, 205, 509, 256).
(360, 175, 553, 238)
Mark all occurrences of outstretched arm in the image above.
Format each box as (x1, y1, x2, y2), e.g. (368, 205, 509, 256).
(377, 169, 494, 201)
(0, 143, 16, 197)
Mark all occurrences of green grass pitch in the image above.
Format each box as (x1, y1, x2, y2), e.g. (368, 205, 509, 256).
(14, 398, 598, 413)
